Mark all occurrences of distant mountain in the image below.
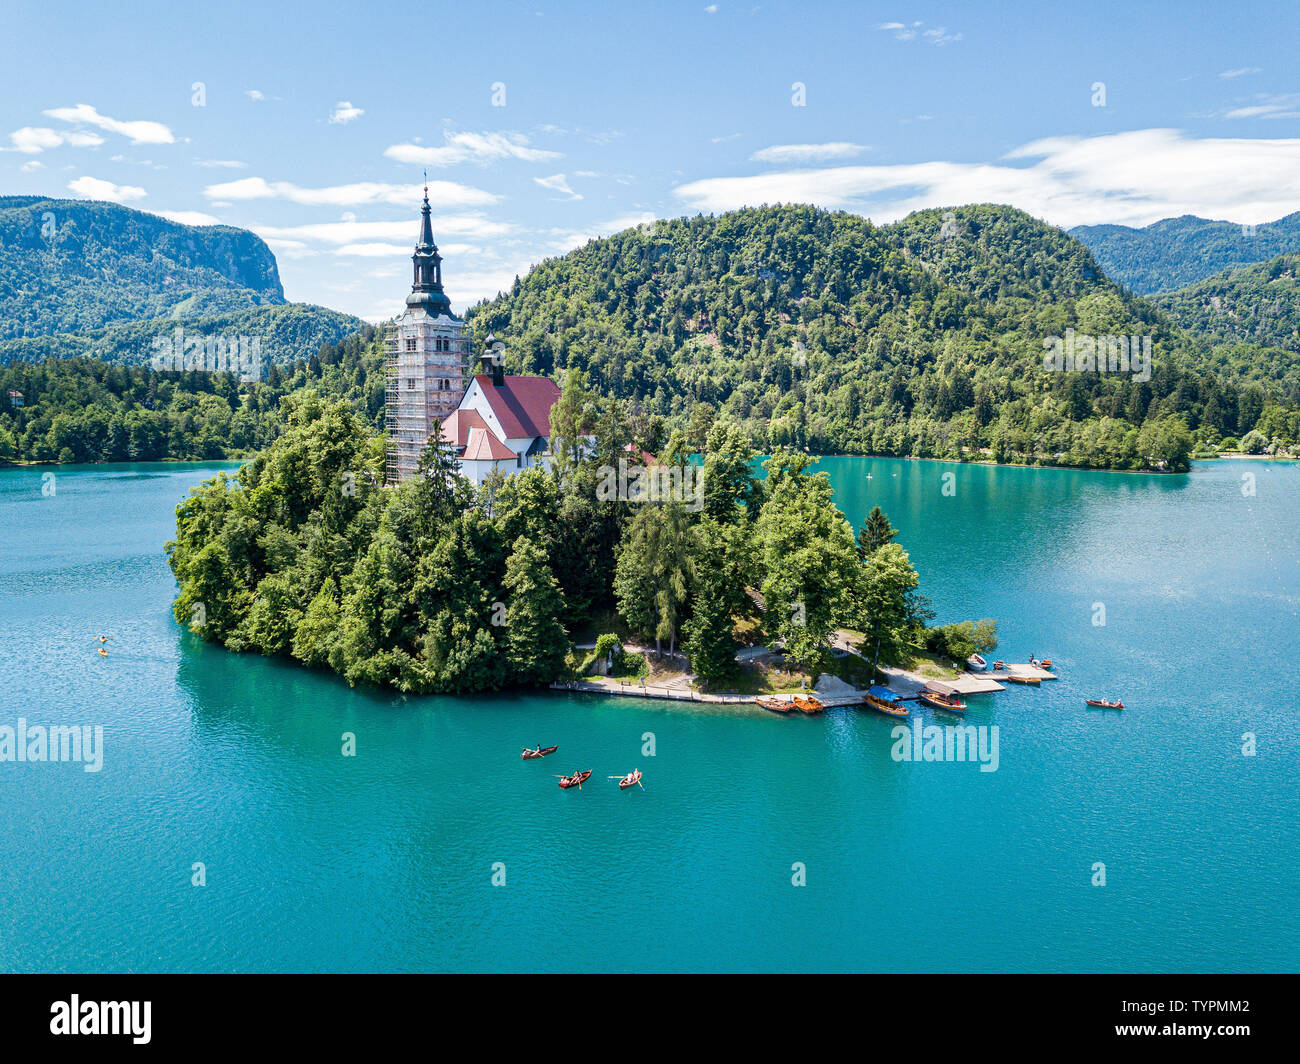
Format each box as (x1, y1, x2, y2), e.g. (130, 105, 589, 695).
(0, 196, 285, 338)
(1070, 212, 1300, 294)
(0, 197, 366, 367)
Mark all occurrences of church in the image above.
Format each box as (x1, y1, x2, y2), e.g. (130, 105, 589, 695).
(384, 189, 560, 485)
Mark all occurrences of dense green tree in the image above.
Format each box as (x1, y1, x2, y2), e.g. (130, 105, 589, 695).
(502, 536, 569, 686)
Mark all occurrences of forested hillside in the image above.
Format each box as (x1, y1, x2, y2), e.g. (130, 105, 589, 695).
(0, 328, 383, 464)
(467, 203, 1299, 468)
(1070, 211, 1300, 294)
(1156, 254, 1300, 349)
(0, 302, 367, 369)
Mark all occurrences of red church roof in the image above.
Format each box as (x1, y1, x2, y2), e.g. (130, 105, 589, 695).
(472, 374, 561, 440)
(462, 426, 517, 462)
(440, 408, 491, 450)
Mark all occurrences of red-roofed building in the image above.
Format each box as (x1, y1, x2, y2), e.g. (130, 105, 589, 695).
(440, 342, 562, 485)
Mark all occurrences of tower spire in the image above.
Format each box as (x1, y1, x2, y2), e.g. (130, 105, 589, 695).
(407, 181, 450, 315)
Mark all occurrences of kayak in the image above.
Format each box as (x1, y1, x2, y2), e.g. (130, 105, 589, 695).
(557, 770, 592, 789)
(521, 745, 558, 759)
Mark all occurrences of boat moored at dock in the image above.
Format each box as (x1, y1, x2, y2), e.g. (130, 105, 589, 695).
(918, 682, 967, 713)
(754, 696, 794, 714)
(966, 654, 987, 671)
(864, 685, 909, 718)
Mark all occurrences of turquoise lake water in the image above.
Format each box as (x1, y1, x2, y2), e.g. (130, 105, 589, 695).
(1, 457, 1297, 973)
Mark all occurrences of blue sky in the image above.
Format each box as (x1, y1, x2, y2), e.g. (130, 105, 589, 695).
(3, 0, 1299, 319)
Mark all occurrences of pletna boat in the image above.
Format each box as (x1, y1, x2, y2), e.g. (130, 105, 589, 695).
(556, 770, 593, 789)
(793, 695, 824, 714)
(967, 654, 987, 671)
(521, 745, 558, 759)
(1084, 698, 1124, 709)
(863, 685, 909, 718)
(918, 683, 967, 713)
(755, 696, 793, 714)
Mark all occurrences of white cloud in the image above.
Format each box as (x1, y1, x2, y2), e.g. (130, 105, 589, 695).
(67, 175, 147, 203)
(750, 141, 868, 164)
(705, 4, 718, 12)
(194, 159, 247, 169)
(673, 128, 1300, 228)
(21, 159, 43, 172)
(329, 101, 364, 125)
(203, 176, 498, 208)
(878, 20, 960, 45)
(1219, 67, 1261, 79)
(384, 130, 560, 167)
(246, 90, 266, 101)
(153, 210, 222, 226)
(534, 173, 582, 200)
(8, 126, 105, 153)
(44, 104, 174, 145)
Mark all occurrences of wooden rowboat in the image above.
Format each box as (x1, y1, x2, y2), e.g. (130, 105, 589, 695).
(556, 770, 592, 789)
(616, 770, 643, 790)
(521, 745, 558, 759)
(1085, 698, 1124, 709)
(793, 695, 824, 714)
(1003, 674, 1041, 685)
(755, 696, 793, 714)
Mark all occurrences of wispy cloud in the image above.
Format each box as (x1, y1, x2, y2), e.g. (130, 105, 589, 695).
(202, 177, 498, 208)
(674, 129, 1300, 228)
(194, 159, 248, 169)
(6, 126, 104, 153)
(44, 104, 174, 145)
(1219, 67, 1261, 79)
(253, 214, 515, 247)
(67, 175, 147, 203)
(1221, 93, 1300, 120)
(384, 130, 560, 167)
(534, 173, 582, 200)
(329, 101, 364, 125)
(750, 142, 868, 164)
